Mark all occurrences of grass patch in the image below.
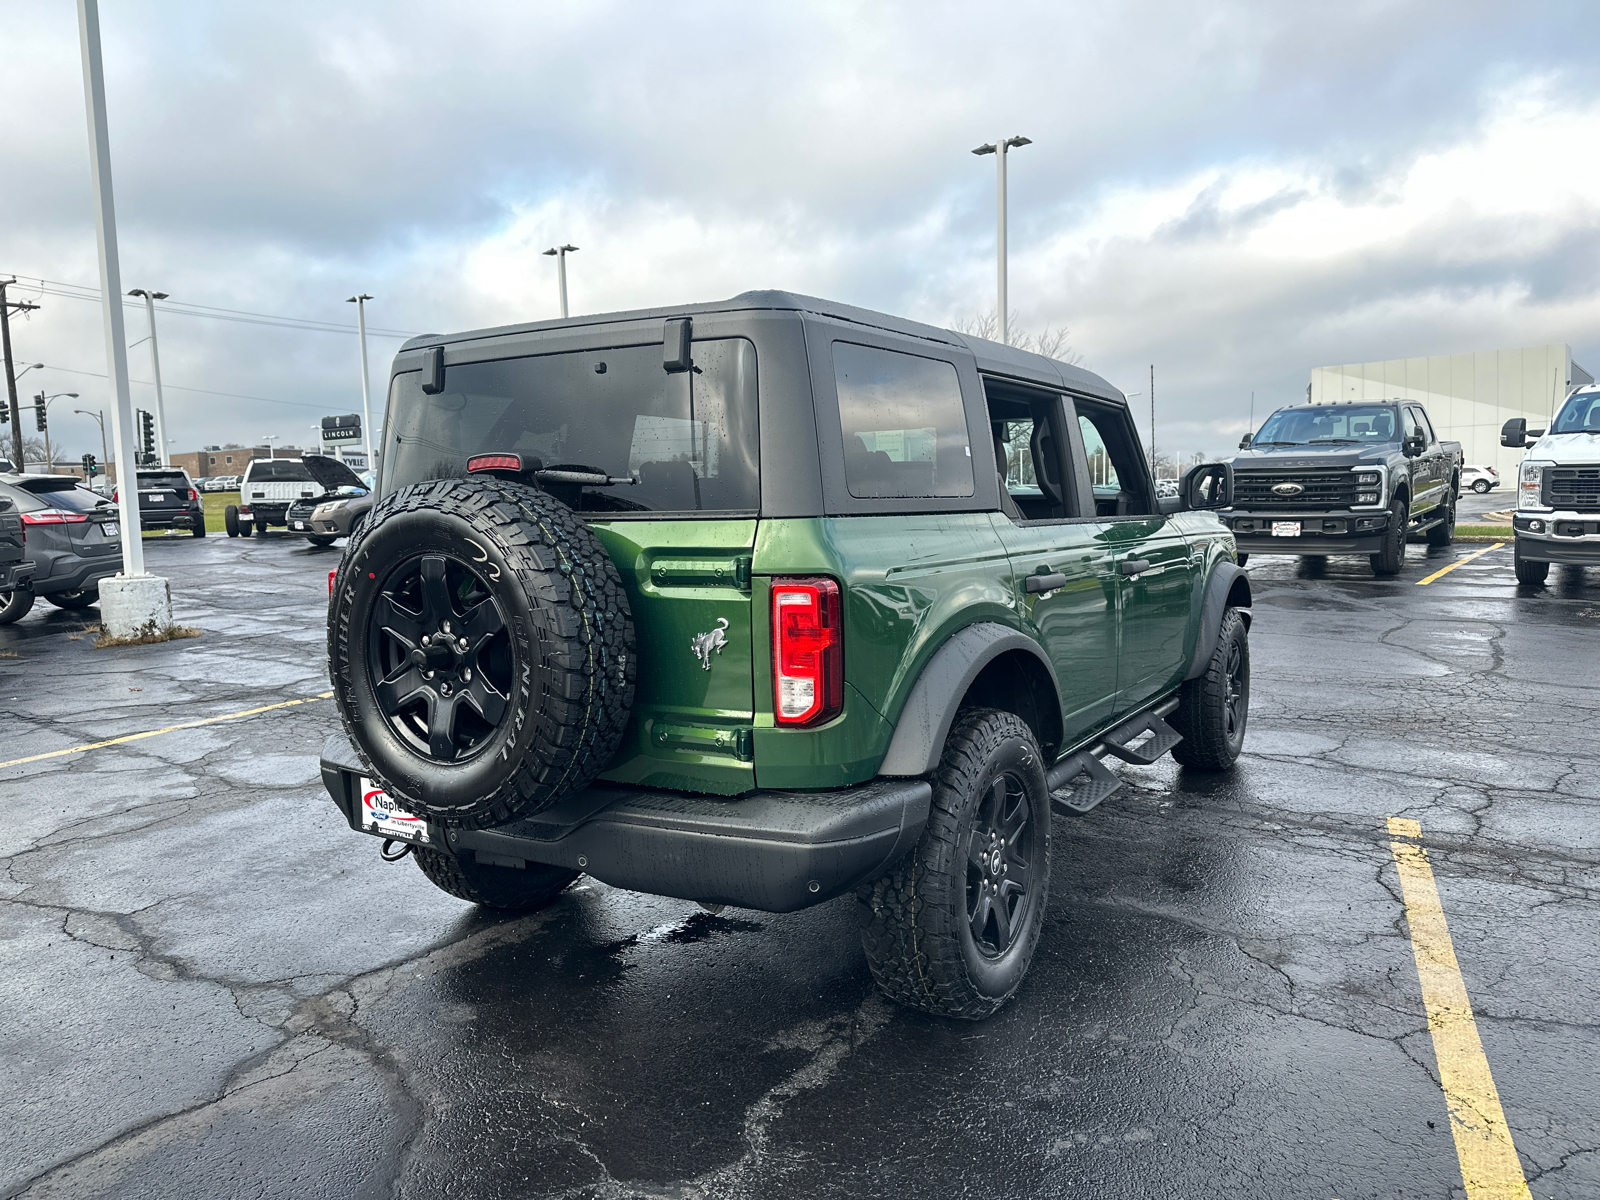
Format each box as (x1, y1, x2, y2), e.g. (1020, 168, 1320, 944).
(93, 623, 202, 649)
(202, 491, 240, 533)
(1457, 525, 1511, 537)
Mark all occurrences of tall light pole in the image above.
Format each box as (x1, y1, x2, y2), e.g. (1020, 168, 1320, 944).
(78, 0, 154, 596)
(971, 136, 1032, 346)
(32, 392, 79, 470)
(127, 288, 170, 465)
(346, 294, 373, 467)
(542, 245, 578, 319)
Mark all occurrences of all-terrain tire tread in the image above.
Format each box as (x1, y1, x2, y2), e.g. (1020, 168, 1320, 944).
(331, 477, 635, 830)
(856, 707, 1047, 1021)
(1170, 608, 1249, 771)
(411, 845, 579, 910)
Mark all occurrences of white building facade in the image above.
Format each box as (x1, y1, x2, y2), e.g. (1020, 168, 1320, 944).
(1309, 343, 1593, 480)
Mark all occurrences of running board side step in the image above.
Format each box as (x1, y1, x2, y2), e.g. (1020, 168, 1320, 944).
(1044, 701, 1185, 816)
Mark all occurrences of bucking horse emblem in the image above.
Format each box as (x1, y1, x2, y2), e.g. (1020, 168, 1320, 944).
(690, 618, 730, 670)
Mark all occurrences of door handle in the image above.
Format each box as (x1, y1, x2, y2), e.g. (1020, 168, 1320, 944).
(1119, 559, 1152, 576)
(1025, 572, 1068, 594)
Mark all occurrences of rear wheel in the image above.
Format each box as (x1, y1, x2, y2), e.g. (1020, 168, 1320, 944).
(224, 505, 239, 537)
(191, 519, 206, 538)
(239, 521, 253, 538)
(1426, 491, 1456, 547)
(1370, 500, 1408, 576)
(412, 846, 580, 910)
(1171, 608, 1250, 771)
(0, 590, 35, 625)
(857, 708, 1050, 1020)
(1472, 479, 1491, 493)
(1514, 542, 1549, 586)
(254, 520, 268, 537)
(45, 588, 99, 610)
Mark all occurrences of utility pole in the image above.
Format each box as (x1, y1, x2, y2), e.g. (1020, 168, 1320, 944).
(79, 0, 165, 634)
(542, 246, 578, 319)
(128, 289, 170, 465)
(346, 294, 374, 467)
(971, 136, 1032, 345)
(1, 280, 42, 470)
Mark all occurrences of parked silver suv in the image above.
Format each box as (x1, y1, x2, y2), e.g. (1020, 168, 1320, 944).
(0, 474, 122, 623)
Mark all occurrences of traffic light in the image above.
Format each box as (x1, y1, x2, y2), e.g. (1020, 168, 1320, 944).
(35, 402, 46, 432)
(82, 453, 98, 478)
(0, 403, 7, 424)
(138, 409, 155, 460)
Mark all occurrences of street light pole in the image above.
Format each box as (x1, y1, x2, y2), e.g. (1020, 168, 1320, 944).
(75, 408, 109, 479)
(971, 136, 1031, 345)
(128, 289, 170, 465)
(542, 245, 578, 319)
(77, 0, 149, 584)
(32, 392, 79, 470)
(346, 294, 373, 468)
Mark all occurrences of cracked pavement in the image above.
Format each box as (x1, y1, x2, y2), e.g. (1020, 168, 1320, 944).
(1, 529, 1596, 1199)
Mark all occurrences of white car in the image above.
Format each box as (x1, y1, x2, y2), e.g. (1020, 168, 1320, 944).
(1461, 464, 1500, 493)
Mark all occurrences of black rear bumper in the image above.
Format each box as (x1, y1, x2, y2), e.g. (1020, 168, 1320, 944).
(321, 735, 931, 913)
(139, 510, 202, 530)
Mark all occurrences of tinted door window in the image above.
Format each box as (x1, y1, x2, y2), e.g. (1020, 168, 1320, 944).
(833, 343, 974, 499)
(386, 339, 759, 514)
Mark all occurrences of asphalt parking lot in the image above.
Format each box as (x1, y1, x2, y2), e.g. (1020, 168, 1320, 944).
(2, 525, 1596, 1200)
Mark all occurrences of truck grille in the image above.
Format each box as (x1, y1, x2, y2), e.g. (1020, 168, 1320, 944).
(1232, 469, 1359, 508)
(1546, 467, 1600, 511)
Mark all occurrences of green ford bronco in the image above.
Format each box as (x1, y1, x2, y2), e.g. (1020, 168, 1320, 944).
(321, 291, 1252, 1019)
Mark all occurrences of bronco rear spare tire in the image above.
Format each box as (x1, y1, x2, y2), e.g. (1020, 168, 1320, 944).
(330, 476, 635, 830)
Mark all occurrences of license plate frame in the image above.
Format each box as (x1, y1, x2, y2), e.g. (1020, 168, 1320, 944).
(1272, 521, 1302, 538)
(356, 777, 431, 845)
(103, 521, 119, 538)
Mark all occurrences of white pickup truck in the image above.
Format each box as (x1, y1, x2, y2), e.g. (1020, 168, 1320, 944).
(1503, 384, 1600, 584)
(224, 459, 323, 538)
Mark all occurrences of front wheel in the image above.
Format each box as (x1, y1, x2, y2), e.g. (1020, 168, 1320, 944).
(1472, 479, 1491, 493)
(1171, 608, 1250, 771)
(857, 708, 1051, 1020)
(412, 846, 580, 910)
(1514, 542, 1549, 586)
(1370, 500, 1409, 576)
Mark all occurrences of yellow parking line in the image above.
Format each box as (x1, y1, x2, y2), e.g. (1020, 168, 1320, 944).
(0, 691, 335, 772)
(1387, 817, 1531, 1199)
(1417, 543, 1504, 586)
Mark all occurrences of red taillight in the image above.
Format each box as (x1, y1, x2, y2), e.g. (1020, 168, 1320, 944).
(187, 489, 198, 501)
(771, 577, 843, 726)
(467, 453, 522, 474)
(21, 509, 89, 525)
(111, 488, 118, 502)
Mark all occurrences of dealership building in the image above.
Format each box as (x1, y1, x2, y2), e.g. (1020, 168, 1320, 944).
(1308, 342, 1593, 480)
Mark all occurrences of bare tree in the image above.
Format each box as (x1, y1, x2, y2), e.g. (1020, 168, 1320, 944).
(21, 436, 66, 467)
(950, 310, 1083, 366)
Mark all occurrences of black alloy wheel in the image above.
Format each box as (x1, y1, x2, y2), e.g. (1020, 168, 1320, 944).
(1223, 632, 1247, 745)
(965, 770, 1039, 958)
(1427, 492, 1456, 547)
(366, 553, 514, 763)
(1171, 606, 1251, 771)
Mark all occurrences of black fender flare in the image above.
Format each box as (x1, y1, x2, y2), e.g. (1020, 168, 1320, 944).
(1185, 563, 1253, 681)
(877, 622, 1060, 777)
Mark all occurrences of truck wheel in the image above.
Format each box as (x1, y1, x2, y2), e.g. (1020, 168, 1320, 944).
(254, 520, 269, 537)
(331, 476, 636, 830)
(45, 588, 99, 610)
(239, 521, 253, 538)
(224, 505, 239, 537)
(412, 845, 580, 910)
(1370, 500, 1408, 576)
(191, 520, 206, 538)
(1472, 479, 1490, 493)
(857, 708, 1051, 1020)
(1514, 543, 1549, 586)
(1170, 608, 1249, 771)
(0, 590, 35, 625)
(1427, 493, 1456, 547)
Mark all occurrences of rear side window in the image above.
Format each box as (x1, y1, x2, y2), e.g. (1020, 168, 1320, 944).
(833, 343, 973, 498)
(385, 339, 759, 514)
(136, 471, 189, 488)
(10, 480, 105, 512)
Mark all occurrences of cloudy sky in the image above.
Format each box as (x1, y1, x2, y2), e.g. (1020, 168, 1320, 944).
(4, 0, 1598, 464)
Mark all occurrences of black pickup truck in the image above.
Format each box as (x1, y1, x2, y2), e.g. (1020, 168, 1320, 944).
(1224, 400, 1463, 576)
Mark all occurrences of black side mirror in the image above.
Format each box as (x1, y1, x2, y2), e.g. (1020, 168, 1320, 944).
(1238, 435, 1252, 449)
(1182, 462, 1233, 510)
(1403, 434, 1425, 457)
(1500, 418, 1527, 449)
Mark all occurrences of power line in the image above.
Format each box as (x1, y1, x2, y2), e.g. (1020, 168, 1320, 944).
(3, 272, 422, 338)
(40, 362, 342, 412)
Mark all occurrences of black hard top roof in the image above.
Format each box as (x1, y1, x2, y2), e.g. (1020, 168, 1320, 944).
(400, 289, 1126, 407)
